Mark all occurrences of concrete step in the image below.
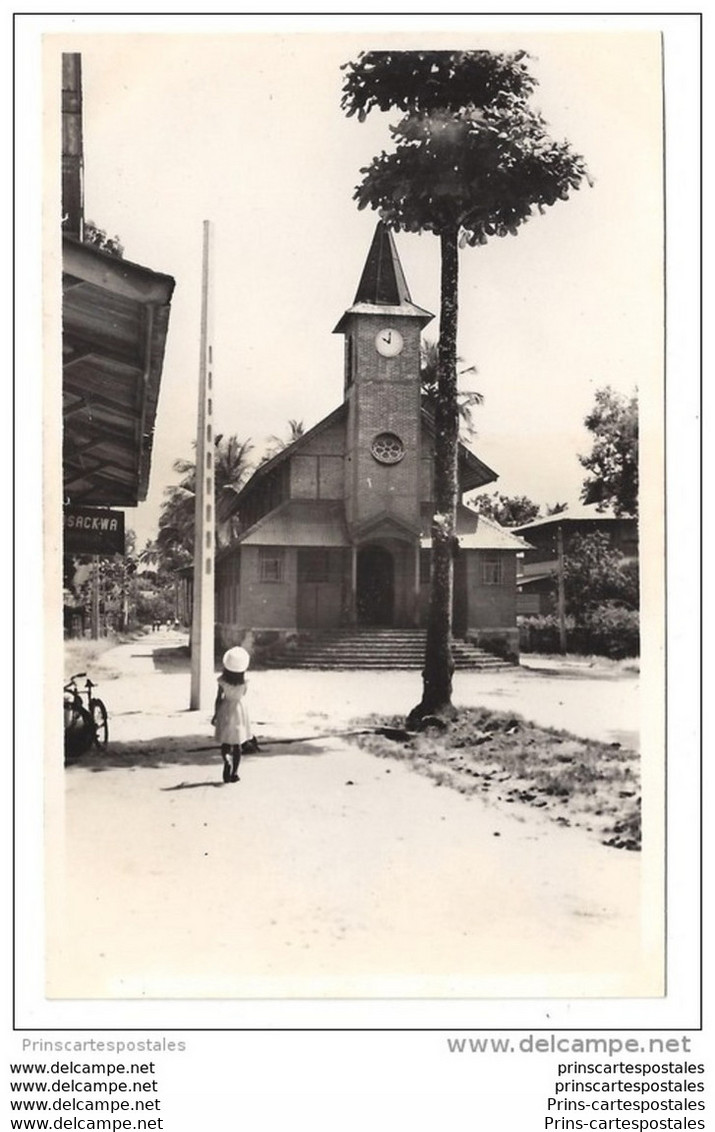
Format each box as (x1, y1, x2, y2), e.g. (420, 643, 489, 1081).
(263, 630, 514, 670)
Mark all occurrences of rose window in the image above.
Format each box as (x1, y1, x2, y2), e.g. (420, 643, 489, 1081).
(371, 432, 405, 464)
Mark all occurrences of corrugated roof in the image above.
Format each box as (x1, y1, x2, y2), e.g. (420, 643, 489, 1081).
(238, 500, 351, 547)
(512, 503, 630, 533)
(63, 235, 175, 506)
(421, 508, 532, 551)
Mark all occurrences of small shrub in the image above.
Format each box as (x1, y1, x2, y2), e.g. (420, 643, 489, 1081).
(518, 614, 574, 654)
(519, 606, 639, 659)
(477, 635, 519, 663)
(578, 603, 639, 659)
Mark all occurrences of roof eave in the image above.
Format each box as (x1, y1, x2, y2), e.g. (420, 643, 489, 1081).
(333, 302, 434, 335)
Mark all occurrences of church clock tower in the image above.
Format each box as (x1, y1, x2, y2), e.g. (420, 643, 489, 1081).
(334, 222, 433, 541)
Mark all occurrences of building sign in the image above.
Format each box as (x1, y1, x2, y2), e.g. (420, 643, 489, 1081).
(64, 507, 126, 556)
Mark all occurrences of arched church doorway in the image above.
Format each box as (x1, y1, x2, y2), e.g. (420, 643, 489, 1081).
(356, 545, 394, 625)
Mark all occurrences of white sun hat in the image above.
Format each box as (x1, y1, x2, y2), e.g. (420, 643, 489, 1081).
(222, 646, 250, 673)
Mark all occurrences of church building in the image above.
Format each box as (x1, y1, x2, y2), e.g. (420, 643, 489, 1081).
(214, 223, 528, 658)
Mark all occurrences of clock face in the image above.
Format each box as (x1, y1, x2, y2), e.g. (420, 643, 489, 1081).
(375, 328, 403, 357)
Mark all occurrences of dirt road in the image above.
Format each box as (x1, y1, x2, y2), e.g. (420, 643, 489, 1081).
(49, 633, 658, 1001)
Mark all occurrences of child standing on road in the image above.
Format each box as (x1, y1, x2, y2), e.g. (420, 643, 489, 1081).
(211, 646, 258, 784)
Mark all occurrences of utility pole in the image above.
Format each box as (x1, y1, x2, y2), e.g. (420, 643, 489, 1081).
(556, 523, 567, 654)
(190, 220, 216, 709)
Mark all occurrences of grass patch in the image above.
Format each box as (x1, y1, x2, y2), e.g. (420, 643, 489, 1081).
(353, 707, 640, 851)
(64, 631, 144, 681)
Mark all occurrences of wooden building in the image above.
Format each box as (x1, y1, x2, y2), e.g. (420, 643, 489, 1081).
(513, 504, 638, 616)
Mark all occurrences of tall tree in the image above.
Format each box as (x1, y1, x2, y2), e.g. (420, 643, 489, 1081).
(579, 386, 638, 517)
(342, 49, 590, 718)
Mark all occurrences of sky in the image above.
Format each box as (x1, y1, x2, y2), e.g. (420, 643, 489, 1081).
(49, 23, 664, 548)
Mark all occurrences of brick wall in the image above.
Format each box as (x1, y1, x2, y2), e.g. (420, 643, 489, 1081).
(466, 551, 517, 628)
(345, 313, 422, 532)
(235, 545, 298, 630)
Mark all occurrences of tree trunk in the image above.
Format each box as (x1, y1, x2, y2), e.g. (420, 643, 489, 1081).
(409, 227, 460, 723)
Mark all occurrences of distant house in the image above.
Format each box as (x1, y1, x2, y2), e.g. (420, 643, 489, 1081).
(512, 503, 638, 616)
(208, 223, 529, 657)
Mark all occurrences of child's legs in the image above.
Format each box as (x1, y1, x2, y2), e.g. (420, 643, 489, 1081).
(231, 745, 241, 773)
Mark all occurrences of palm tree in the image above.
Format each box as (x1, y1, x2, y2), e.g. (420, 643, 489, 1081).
(156, 434, 254, 568)
(341, 49, 590, 719)
(420, 339, 482, 441)
(261, 418, 305, 464)
(214, 435, 255, 543)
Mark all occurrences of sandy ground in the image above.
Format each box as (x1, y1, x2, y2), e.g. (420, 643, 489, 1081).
(48, 632, 660, 1000)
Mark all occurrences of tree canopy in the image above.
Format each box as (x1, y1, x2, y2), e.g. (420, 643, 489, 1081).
(341, 50, 538, 119)
(342, 51, 591, 245)
(579, 386, 638, 517)
(562, 531, 639, 617)
(468, 491, 541, 527)
(84, 220, 124, 258)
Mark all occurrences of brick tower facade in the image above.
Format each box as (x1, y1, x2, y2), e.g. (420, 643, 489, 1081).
(334, 222, 433, 541)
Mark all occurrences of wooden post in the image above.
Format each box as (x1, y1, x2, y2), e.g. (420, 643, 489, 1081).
(556, 523, 567, 654)
(190, 221, 216, 710)
(90, 555, 100, 639)
(350, 545, 358, 625)
(414, 540, 422, 626)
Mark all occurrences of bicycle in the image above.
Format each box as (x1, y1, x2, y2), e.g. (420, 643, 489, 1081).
(63, 672, 109, 758)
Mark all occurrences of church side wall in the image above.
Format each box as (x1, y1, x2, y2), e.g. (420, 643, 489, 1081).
(466, 551, 517, 627)
(219, 545, 298, 636)
(465, 550, 519, 659)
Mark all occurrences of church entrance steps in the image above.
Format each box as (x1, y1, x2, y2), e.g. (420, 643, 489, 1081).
(263, 629, 514, 671)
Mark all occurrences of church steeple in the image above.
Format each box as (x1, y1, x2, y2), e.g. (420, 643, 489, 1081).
(333, 222, 433, 335)
(353, 221, 412, 306)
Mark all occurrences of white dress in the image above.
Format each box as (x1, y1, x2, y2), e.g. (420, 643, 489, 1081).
(214, 678, 252, 746)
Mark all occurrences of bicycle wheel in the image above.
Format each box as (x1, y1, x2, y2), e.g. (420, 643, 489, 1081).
(90, 698, 109, 749)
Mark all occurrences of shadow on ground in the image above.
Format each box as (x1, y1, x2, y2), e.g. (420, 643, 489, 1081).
(127, 645, 195, 673)
(519, 663, 638, 681)
(65, 734, 331, 771)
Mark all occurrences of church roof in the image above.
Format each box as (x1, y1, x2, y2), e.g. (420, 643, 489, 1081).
(421, 507, 532, 551)
(420, 410, 497, 492)
(333, 222, 433, 333)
